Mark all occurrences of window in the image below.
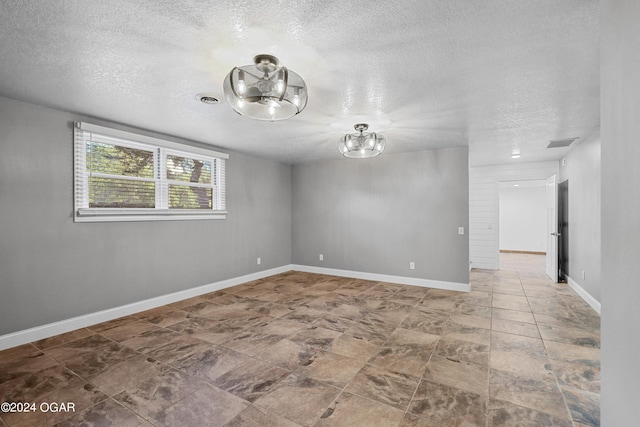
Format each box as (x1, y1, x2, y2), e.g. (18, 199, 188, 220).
(74, 122, 227, 222)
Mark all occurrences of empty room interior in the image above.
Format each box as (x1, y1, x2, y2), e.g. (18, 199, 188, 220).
(0, 1, 638, 426)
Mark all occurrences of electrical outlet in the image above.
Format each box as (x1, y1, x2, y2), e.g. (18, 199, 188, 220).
(257, 257, 261, 265)
(409, 261, 415, 270)
(319, 254, 323, 261)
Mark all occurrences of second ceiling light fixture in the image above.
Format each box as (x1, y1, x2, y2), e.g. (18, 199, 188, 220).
(339, 123, 386, 158)
(223, 54, 386, 158)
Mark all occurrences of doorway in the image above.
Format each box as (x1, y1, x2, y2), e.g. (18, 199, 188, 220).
(558, 180, 569, 282)
(498, 180, 547, 267)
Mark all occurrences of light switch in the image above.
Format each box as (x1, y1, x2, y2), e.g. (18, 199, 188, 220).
(458, 227, 465, 235)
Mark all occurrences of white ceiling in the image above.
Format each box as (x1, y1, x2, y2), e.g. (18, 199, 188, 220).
(0, 0, 599, 166)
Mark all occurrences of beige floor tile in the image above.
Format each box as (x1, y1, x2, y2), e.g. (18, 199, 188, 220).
(172, 345, 250, 382)
(490, 350, 555, 382)
(488, 399, 573, 427)
(344, 315, 397, 344)
(113, 368, 206, 423)
(550, 359, 600, 393)
(545, 341, 600, 367)
(492, 307, 536, 324)
(43, 335, 114, 362)
(162, 385, 249, 426)
(492, 286, 525, 297)
(315, 392, 404, 427)
(368, 329, 438, 378)
(88, 354, 164, 396)
(254, 373, 341, 426)
(443, 323, 491, 346)
(1, 363, 82, 403)
(492, 293, 529, 304)
(492, 317, 541, 338)
(294, 351, 364, 388)
(491, 330, 546, 355)
(538, 324, 600, 348)
(213, 358, 289, 402)
(328, 333, 380, 362)
(408, 379, 487, 426)
(119, 327, 182, 354)
(345, 365, 419, 410)
(448, 312, 492, 330)
(0, 381, 108, 427)
(287, 325, 343, 352)
(0, 343, 42, 363)
(561, 387, 600, 427)
(453, 303, 492, 318)
(54, 398, 145, 427)
(33, 328, 95, 350)
(422, 355, 489, 396)
(492, 298, 531, 312)
(398, 413, 448, 426)
(489, 369, 570, 419)
(225, 405, 302, 427)
(61, 341, 139, 377)
(434, 336, 489, 366)
(98, 320, 157, 342)
(400, 309, 450, 335)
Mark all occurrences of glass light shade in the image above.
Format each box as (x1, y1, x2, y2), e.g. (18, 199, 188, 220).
(339, 124, 386, 158)
(223, 54, 308, 121)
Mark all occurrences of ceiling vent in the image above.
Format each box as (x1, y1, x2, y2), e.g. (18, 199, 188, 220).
(196, 93, 220, 104)
(547, 137, 578, 149)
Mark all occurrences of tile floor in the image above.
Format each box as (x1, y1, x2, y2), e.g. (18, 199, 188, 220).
(0, 254, 600, 426)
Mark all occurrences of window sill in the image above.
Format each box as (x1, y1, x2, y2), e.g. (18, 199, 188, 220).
(75, 208, 227, 222)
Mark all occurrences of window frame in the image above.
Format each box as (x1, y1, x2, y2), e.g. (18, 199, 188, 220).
(74, 122, 228, 222)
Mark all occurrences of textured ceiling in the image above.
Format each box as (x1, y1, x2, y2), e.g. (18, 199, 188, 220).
(0, 0, 599, 165)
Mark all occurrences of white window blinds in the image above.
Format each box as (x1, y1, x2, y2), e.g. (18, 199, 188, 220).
(74, 122, 227, 222)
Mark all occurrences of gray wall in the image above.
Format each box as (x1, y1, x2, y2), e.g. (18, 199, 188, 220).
(292, 148, 469, 284)
(558, 130, 601, 302)
(601, 0, 640, 424)
(0, 96, 292, 336)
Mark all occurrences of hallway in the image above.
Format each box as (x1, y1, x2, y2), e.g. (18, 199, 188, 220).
(483, 253, 600, 426)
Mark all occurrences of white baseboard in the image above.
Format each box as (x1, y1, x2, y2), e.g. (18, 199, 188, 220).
(566, 275, 601, 315)
(0, 265, 291, 351)
(0, 264, 470, 351)
(291, 264, 470, 293)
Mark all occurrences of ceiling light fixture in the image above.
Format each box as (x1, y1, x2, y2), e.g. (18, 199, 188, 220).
(222, 54, 308, 121)
(339, 123, 386, 158)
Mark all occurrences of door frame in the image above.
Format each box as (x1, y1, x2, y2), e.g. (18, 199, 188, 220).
(546, 174, 558, 282)
(558, 179, 569, 282)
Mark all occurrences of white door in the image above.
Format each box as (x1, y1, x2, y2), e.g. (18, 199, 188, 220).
(546, 174, 558, 282)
